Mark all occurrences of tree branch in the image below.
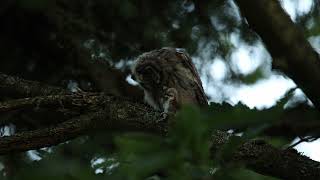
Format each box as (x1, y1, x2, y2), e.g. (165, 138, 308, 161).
(0, 112, 98, 154)
(0, 93, 102, 113)
(3, 94, 319, 138)
(0, 92, 318, 180)
(235, 138, 320, 179)
(211, 131, 320, 180)
(264, 116, 320, 138)
(0, 72, 319, 179)
(263, 105, 320, 138)
(234, 0, 320, 110)
(0, 72, 68, 99)
(0, 93, 166, 154)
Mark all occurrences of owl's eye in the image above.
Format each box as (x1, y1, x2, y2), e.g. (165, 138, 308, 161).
(139, 66, 161, 84)
(141, 67, 153, 76)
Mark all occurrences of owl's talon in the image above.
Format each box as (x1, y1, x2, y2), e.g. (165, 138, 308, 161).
(161, 112, 168, 119)
(156, 112, 169, 123)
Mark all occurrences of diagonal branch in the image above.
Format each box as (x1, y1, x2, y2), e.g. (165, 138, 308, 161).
(0, 93, 102, 113)
(0, 72, 319, 179)
(212, 131, 320, 180)
(261, 105, 320, 138)
(0, 112, 99, 154)
(2, 93, 320, 138)
(0, 93, 318, 180)
(0, 72, 68, 98)
(234, 0, 320, 110)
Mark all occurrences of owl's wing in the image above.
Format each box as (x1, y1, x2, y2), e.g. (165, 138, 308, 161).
(175, 49, 208, 106)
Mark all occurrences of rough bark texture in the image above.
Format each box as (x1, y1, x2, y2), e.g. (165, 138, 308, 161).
(235, 0, 320, 110)
(0, 72, 68, 98)
(260, 104, 320, 138)
(237, 140, 320, 180)
(0, 94, 165, 155)
(212, 131, 320, 180)
(0, 73, 319, 180)
(0, 113, 98, 154)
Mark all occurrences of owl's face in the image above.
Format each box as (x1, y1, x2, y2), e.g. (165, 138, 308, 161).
(131, 61, 161, 90)
(131, 50, 167, 91)
(131, 57, 163, 110)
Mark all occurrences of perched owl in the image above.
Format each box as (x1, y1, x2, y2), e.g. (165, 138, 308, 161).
(132, 47, 208, 114)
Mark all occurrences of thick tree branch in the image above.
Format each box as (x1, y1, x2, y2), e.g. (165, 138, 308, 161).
(0, 93, 102, 113)
(263, 105, 320, 138)
(244, 142, 320, 180)
(0, 93, 165, 154)
(235, 0, 320, 110)
(0, 72, 68, 98)
(212, 131, 320, 180)
(0, 112, 99, 154)
(2, 90, 320, 137)
(0, 92, 318, 180)
(264, 116, 320, 138)
(2, 94, 319, 138)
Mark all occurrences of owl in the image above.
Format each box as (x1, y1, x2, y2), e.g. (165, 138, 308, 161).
(132, 47, 208, 114)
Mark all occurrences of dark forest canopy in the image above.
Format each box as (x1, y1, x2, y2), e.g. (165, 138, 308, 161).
(0, 0, 320, 180)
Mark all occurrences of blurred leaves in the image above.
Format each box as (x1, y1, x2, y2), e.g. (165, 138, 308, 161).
(111, 89, 298, 179)
(214, 168, 280, 180)
(113, 96, 293, 179)
(0, 87, 301, 180)
(17, 0, 53, 11)
(5, 135, 117, 180)
(113, 106, 212, 180)
(0, 99, 297, 179)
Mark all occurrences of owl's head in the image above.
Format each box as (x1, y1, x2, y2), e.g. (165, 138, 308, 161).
(131, 47, 178, 90)
(131, 57, 161, 90)
(132, 47, 208, 108)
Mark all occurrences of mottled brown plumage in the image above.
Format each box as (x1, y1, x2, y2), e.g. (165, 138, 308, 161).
(132, 47, 208, 113)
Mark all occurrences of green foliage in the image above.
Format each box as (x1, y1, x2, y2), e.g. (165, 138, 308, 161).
(4, 90, 296, 180)
(17, 0, 52, 11)
(13, 156, 100, 180)
(7, 136, 114, 180)
(113, 106, 212, 180)
(214, 168, 280, 180)
(113, 101, 288, 179)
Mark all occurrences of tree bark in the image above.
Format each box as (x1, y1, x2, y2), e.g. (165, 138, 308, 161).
(212, 131, 320, 180)
(0, 80, 319, 179)
(0, 72, 68, 98)
(234, 0, 320, 110)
